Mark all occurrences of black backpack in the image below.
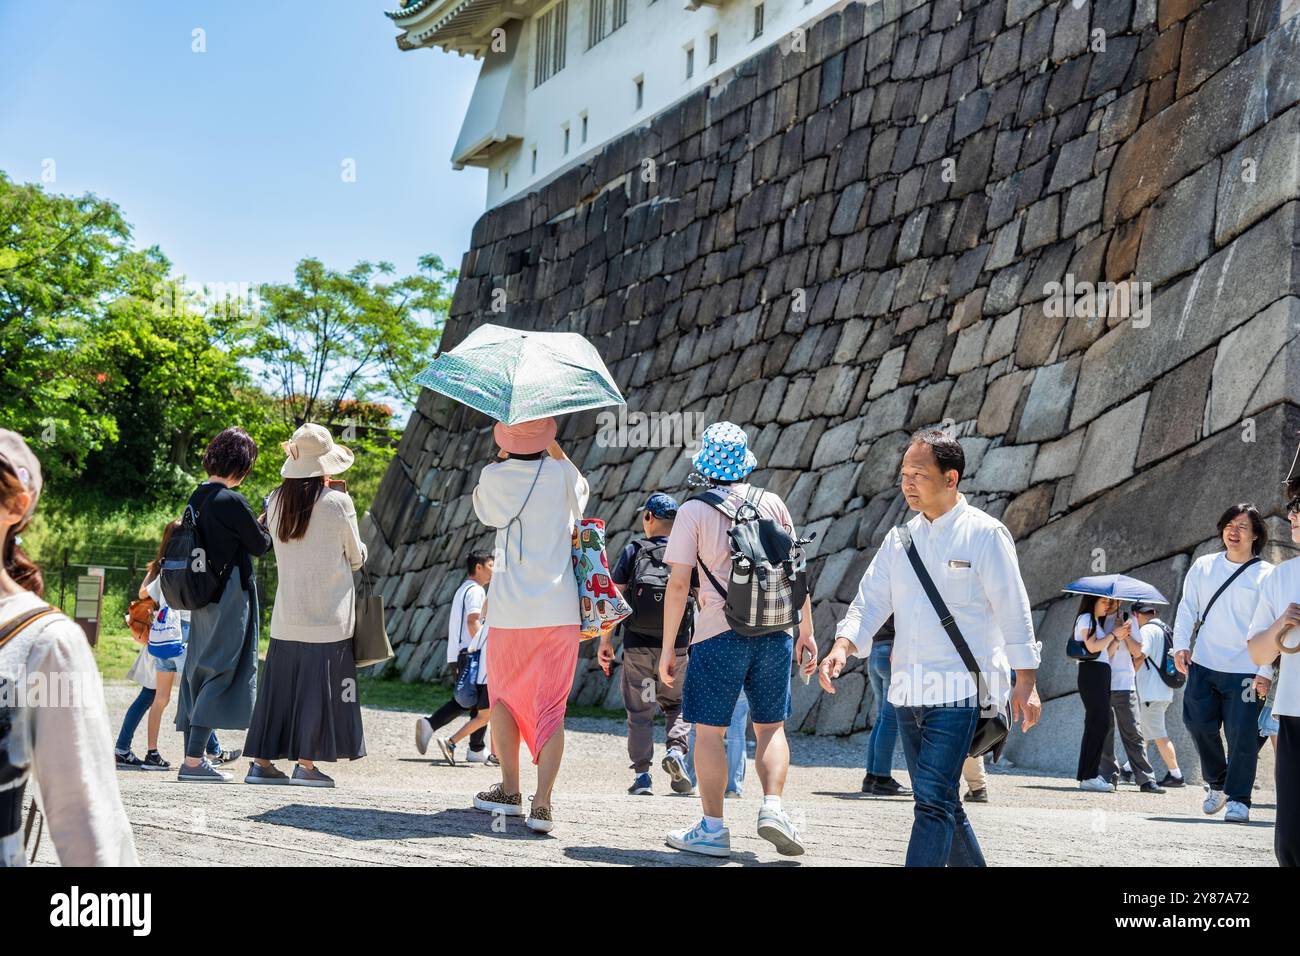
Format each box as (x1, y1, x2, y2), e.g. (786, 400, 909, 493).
(159, 485, 227, 611)
(690, 486, 814, 637)
(623, 539, 693, 641)
(1144, 618, 1186, 690)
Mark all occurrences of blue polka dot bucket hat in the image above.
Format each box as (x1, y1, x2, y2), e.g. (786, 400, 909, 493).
(691, 421, 758, 482)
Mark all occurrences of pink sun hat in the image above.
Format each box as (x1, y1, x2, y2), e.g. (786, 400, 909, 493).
(493, 416, 557, 455)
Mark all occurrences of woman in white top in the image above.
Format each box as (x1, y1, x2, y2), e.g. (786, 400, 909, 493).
(0, 429, 137, 866)
(244, 424, 368, 788)
(1074, 595, 1126, 790)
(1247, 495, 1300, 866)
(469, 416, 588, 834)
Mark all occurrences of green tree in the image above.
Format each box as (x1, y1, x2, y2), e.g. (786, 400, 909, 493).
(0, 171, 132, 480)
(250, 254, 453, 432)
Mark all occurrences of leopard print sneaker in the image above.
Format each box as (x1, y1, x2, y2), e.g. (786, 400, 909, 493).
(526, 799, 555, 834)
(473, 783, 524, 816)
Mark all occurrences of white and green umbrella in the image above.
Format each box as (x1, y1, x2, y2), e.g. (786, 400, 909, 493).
(413, 323, 625, 425)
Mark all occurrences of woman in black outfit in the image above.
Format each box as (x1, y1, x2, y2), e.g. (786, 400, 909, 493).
(176, 427, 273, 783)
(1074, 595, 1125, 790)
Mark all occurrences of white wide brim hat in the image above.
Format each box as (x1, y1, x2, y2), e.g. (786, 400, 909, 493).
(281, 423, 355, 479)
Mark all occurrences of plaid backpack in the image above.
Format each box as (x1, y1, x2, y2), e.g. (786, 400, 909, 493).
(689, 486, 813, 637)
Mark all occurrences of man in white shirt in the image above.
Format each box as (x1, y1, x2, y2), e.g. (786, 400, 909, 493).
(1171, 504, 1274, 823)
(820, 429, 1042, 867)
(1128, 602, 1185, 788)
(415, 550, 493, 764)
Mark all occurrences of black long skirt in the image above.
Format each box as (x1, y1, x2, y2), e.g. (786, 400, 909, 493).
(245, 637, 366, 762)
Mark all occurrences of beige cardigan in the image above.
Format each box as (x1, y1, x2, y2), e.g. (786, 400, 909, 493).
(268, 487, 368, 643)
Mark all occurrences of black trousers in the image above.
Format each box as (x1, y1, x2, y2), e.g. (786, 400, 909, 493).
(1278, 716, 1300, 867)
(427, 697, 487, 752)
(1076, 661, 1112, 780)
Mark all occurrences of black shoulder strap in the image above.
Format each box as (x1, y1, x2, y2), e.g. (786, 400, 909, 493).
(1199, 557, 1260, 627)
(896, 526, 988, 705)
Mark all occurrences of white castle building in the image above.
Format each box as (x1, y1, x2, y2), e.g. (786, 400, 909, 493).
(385, 0, 845, 207)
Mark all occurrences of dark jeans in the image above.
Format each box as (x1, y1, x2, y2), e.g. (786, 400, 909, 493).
(865, 641, 899, 776)
(896, 699, 985, 867)
(1183, 663, 1263, 805)
(1277, 716, 1299, 867)
(427, 698, 487, 752)
(117, 686, 218, 754)
(1076, 660, 1111, 780)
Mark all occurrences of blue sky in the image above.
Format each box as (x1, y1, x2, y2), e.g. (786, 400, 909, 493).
(0, 0, 485, 291)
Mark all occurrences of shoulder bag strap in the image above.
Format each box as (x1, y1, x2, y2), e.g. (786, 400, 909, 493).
(1198, 557, 1260, 629)
(0, 606, 59, 653)
(492, 457, 546, 568)
(896, 526, 989, 708)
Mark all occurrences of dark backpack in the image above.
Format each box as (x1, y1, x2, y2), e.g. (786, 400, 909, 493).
(622, 539, 693, 641)
(689, 486, 814, 637)
(159, 485, 227, 611)
(1144, 618, 1186, 689)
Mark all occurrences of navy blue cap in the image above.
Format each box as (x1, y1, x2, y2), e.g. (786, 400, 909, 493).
(644, 492, 679, 518)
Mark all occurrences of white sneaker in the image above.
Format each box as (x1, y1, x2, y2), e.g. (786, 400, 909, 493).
(666, 820, 731, 858)
(757, 805, 805, 856)
(436, 737, 457, 766)
(1203, 788, 1228, 815)
(1224, 801, 1250, 823)
(1079, 776, 1113, 792)
(465, 748, 488, 764)
(415, 717, 433, 755)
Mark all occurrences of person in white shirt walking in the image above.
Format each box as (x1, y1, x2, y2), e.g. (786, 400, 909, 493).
(820, 429, 1042, 867)
(1172, 504, 1274, 823)
(415, 550, 494, 764)
(1129, 602, 1185, 788)
(1246, 493, 1300, 866)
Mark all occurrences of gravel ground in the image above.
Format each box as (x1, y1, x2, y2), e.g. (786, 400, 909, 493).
(46, 682, 1277, 867)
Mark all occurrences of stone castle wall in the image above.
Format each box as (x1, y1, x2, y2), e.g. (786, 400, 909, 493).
(363, 0, 1300, 779)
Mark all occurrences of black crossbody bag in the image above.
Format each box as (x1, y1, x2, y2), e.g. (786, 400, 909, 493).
(896, 527, 1011, 761)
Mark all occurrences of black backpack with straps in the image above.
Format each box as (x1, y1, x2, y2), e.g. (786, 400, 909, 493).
(159, 484, 228, 611)
(688, 485, 814, 637)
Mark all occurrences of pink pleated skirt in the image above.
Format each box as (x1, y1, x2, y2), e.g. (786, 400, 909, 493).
(487, 624, 580, 763)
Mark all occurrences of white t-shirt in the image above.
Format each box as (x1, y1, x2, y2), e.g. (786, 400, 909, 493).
(1247, 559, 1300, 719)
(446, 580, 486, 663)
(1074, 613, 1110, 663)
(1107, 624, 1137, 692)
(472, 456, 588, 629)
(1135, 620, 1175, 704)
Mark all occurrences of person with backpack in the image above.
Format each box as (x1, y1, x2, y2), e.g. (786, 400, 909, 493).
(658, 422, 818, 858)
(598, 492, 695, 796)
(1171, 503, 1275, 823)
(415, 549, 493, 765)
(820, 429, 1042, 867)
(1129, 601, 1185, 788)
(168, 426, 273, 784)
(0, 430, 137, 866)
(1097, 613, 1163, 794)
(470, 418, 588, 834)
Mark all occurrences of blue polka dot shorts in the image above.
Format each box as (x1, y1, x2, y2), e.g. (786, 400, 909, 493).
(682, 629, 794, 726)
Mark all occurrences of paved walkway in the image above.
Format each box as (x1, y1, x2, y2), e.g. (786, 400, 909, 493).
(59, 684, 1277, 867)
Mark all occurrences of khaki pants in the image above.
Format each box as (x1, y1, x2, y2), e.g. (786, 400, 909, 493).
(621, 646, 690, 773)
(962, 755, 986, 791)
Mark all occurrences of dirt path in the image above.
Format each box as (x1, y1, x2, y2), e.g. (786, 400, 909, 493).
(55, 683, 1276, 867)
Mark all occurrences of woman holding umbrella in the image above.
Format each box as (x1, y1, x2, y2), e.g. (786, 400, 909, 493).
(415, 323, 624, 833)
(470, 417, 587, 834)
(1067, 575, 1166, 793)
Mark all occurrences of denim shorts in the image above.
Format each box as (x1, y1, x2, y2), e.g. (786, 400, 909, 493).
(682, 629, 793, 726)
(153, 648, 186, 673)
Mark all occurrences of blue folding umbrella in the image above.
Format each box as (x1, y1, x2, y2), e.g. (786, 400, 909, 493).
(1061, 574, 1169, 605)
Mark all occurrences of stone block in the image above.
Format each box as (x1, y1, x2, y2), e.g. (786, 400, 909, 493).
(1205, 297, 1300, 433)
(1031, 429, 1085, 483)
(1134, 160, 1219, 288)
(1070, 393, 1150, 505)
(869, 346, 908, 398)
(1216, 104, 1300, 246)
(978, 370, 1031, 436)
(1017, 357, 1080, 443)
(1137, 348, 1215, 468)
(965, 443, 1037, 493)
